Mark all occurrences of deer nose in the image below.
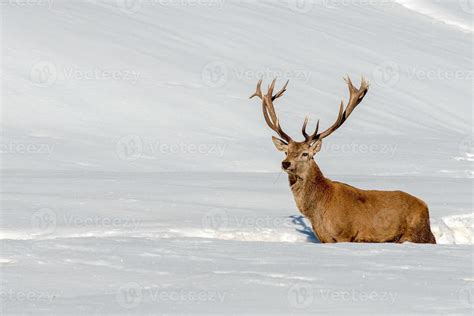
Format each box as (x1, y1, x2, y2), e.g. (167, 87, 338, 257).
(282, 161, 291, 170)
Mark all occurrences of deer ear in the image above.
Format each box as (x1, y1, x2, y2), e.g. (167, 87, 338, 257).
(309, 140, 322, 155)
(272, 136, 288, 152)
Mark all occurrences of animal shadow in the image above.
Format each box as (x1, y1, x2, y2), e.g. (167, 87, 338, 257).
(289, 215, 320, 243)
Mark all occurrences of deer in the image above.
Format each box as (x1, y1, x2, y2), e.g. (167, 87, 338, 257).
(249, 77, 436, 244)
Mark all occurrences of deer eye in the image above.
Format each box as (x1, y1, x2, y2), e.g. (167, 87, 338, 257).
(302, 153, 309, 157)
(284, 152, 288, 156)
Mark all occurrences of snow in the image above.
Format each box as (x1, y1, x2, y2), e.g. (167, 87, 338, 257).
(1, 0, 473, 314)
(394, 0, 474, 32)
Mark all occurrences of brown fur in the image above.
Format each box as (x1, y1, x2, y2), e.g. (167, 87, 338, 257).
(280, 140, 436, 244)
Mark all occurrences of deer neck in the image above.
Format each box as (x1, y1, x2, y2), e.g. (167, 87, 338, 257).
(289, 160, 330, 218)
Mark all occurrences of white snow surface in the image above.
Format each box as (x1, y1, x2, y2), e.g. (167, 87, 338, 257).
(1, 0, 473, 314)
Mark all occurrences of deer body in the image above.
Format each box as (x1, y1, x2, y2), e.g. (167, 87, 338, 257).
(250, 76, 436, 244)
(288, 159, 435, 243)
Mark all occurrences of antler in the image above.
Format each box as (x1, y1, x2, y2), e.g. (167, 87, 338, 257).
(304, 76, 369, 143)
(249, 79, 292, 143)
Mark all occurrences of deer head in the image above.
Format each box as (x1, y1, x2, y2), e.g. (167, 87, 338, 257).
(249, 76, 369, 178)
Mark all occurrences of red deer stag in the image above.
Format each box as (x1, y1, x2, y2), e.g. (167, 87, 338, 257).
(249, 77, 436, 244)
